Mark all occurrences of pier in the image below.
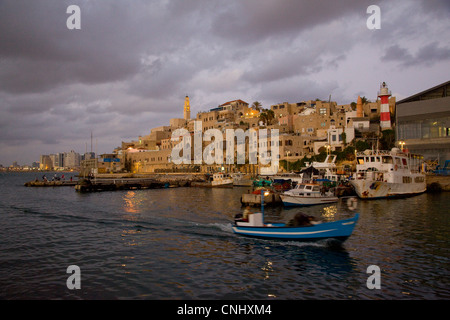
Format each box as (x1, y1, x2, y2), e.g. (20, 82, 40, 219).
(240, 191, 282, 206)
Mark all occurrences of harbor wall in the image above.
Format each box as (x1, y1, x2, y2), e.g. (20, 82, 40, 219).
(426, 174, 450, 192)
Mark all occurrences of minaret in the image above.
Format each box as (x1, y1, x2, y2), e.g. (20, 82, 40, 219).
(356, 95, 363, 117)
(183, 95, 190, 121)
(378, 82, 392, 130)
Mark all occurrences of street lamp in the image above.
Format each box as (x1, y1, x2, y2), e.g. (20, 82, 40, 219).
(260, 189, 270, 222)
(398, 141, 405, 152)
(286, 150, 291, 172)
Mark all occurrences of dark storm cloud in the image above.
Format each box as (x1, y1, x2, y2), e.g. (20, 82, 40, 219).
(0, 0, 167, 94)
(211, 0, 375, 44)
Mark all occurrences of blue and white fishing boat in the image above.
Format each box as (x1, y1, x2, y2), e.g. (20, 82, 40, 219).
(234, 189, 359, 242)
(232, 212, 358, 242)
(232, 212, 359, 242)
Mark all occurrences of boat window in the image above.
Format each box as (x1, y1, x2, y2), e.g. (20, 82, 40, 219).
(402, 158, 407, 166)
(382, 156, 393, 164)
(305, 186, 312, 190)
(312, 186, 320, 191)
(415, 177, 424, 183)
(306, 193, 311, 196)
(370, 157, 375, 162)
(402, 176, 412, 183)
(357, 157, 364, 164)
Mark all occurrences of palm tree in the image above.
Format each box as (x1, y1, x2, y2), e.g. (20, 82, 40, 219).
(361, 96, 370, 104)
(252, 101, 262, 112)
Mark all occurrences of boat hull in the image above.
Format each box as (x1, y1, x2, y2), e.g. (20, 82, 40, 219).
(280, 194, 338, 207)
(349, 180, 426, 199)
(232, 214, 359, 242)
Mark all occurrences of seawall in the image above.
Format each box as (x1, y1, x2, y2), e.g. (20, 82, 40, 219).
(426, 174, 450, 192)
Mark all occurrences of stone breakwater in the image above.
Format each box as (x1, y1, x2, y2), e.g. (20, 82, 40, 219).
(24, 180, 78, 187)
(74, 173, 209, 192)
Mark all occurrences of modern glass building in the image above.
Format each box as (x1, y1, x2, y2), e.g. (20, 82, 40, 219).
(396, 80, 450, 165)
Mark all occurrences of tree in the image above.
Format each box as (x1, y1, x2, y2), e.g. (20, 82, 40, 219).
(252, 101, 262, 112)
(380, 129, 395, 150)
(341, 131, 347, 146)
(355, 140, 370, 152)
(361, 96, 371, 104)
(124, 153, 132, 172)
(259, 112, 268, 125)
(266, 109, 275, 125)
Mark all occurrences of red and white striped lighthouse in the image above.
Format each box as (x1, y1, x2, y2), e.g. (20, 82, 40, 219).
(378, 81, 392, 130)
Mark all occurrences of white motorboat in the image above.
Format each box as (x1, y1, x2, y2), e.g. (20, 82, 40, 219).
(280, 182, 338, 207)
(191, 172, 233, 187)
(211, 172, 233, 187)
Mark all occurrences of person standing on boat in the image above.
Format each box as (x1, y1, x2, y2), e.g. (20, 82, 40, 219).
(243, 206, 252, 221)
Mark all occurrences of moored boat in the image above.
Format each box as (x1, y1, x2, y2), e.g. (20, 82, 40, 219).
(349, 148, 426, 199)
(191, 172, 233, 187)
(280, 182, 338, 206)
(231, 172, 254, 186)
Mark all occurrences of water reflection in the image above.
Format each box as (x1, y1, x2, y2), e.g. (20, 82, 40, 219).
(123, 191, 142, 215)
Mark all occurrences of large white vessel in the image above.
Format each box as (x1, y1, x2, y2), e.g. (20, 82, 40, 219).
(349, 148, 426, 199)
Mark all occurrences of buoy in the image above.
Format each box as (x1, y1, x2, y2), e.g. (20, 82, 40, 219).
(347, 197, 358, 210)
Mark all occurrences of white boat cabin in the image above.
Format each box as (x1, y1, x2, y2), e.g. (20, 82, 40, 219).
(354, 149, 425, 184)
(285, 183, 328, 198)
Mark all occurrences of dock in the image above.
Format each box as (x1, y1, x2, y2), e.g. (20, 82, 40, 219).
(240, 192, 282, 207)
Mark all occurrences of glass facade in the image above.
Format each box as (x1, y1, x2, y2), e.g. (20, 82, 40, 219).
(398, 116, 450, 140)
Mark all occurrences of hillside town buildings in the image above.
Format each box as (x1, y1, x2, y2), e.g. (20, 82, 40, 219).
(31, 81, 450, 176)
(85, 85, 397, 175)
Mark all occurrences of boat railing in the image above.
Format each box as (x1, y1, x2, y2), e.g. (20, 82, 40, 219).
(356, 150, 392, 157)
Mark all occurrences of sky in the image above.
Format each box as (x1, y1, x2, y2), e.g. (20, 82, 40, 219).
(1, 0, 449, 166)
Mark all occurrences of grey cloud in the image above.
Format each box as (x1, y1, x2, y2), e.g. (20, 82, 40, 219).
(382, 42, 450, 67)
(211, 0, 377, 44)
(381, 44, 413, 63)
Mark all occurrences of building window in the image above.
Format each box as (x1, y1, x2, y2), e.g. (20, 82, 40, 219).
(319, 108, 327, 115)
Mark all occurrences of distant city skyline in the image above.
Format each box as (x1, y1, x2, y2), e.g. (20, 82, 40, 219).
(1, 0, 449, 166)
